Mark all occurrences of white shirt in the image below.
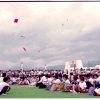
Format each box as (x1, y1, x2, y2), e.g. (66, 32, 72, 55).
(42, 78, 48, 85)
(96, 78, 100, 84)
(38, 76, 46, 83)
(47, 78, 52, 85)
(89, 78, 94, 84)
(0, 77, 3, 83)
(38, 71, 42, 75)
(26, 80, 29, 84)
(79, 81, 87, 90)
(77, 79, 80, 83)
(65, 79, 70, 86)
(54, 79, 60, 84)
(12, 78, 16, 82)
(34, 71, 37, 75)
(0, 82, 9, 92)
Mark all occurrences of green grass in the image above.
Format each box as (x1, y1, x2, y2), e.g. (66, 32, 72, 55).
(0, 85, 100, 98)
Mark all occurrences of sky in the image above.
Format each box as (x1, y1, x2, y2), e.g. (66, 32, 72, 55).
(0, 2, 100, 70)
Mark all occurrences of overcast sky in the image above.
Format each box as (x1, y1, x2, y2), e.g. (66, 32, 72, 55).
(0, 2, 100, 70)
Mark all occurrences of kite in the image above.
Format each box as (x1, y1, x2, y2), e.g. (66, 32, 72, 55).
(66, 19, 68, 21)
(21, 62, 23, 64)
(44, 64, 46, 66)
(21, 36, 25, 38)
(62, 24, 64, 26)
(14, 19, 18, 23)
(23, 47, 26, 51)
(38, 50, 40, 53)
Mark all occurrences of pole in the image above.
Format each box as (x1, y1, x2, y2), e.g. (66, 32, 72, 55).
(21, 62, 23, 73)
(88, 60, 89, 69)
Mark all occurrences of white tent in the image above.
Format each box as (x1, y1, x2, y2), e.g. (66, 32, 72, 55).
(64, 61, 70, 75)
(75, 60, 83, 69)
(94, 65, 100, 69)
(64, 60, 83, 73)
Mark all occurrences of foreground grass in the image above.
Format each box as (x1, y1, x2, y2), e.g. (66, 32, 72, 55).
(0, 86, 100, 98)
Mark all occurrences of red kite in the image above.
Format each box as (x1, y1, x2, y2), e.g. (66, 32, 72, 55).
(44, 64, 46, 66)
(38, 50, 40, 53)
(23, 47, 26, 51)
(14, 19, 18, 23)
(21, 62, 23, 64)
(21, 36, 25, 38)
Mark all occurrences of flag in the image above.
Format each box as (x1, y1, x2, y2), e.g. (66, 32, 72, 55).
(70, 60, 75, 64)
(44, 64, 47, 70)
(20, 62, 23, 72)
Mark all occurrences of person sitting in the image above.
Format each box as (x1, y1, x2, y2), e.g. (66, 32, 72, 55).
(50, 75, 60, 91)
(46, 75, 52, 90)
(93, 74, 100, 88)
(57, 74, 64, 91)
(62, 74, 71, 92)
(29, 75, 39, 86)
(38, 74, 48, 89)
(85, 74, 94, 89)
(0, 77, 11, 95)
(78, 76, 87, 92)
(71, 75, 79, 94)
(36, 74, 45, 87)
(29, 76, 34, 84)
(11, 75, 17, 85)
(23, 78, 30, 85)
(0, 73, 6, 83)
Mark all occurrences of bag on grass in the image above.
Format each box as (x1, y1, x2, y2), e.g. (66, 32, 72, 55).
(94, 88, 100, 96)
(88, 87, 95, 96)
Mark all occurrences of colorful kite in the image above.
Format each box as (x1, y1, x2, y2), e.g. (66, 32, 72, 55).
(21, 62, 23, 64)
(14, 19, 18, 23)
(38, 50, 40, 53)
(23, 47, 26, 51)
(62, 24, 64, 26)
(21, 36, 25, 38)
(44, 64, 46, 66)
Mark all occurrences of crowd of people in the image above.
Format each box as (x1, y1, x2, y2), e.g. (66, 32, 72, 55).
(0, 68, 100, 96)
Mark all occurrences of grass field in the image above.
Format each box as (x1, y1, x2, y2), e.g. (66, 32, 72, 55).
(0, 85, 100, 98)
